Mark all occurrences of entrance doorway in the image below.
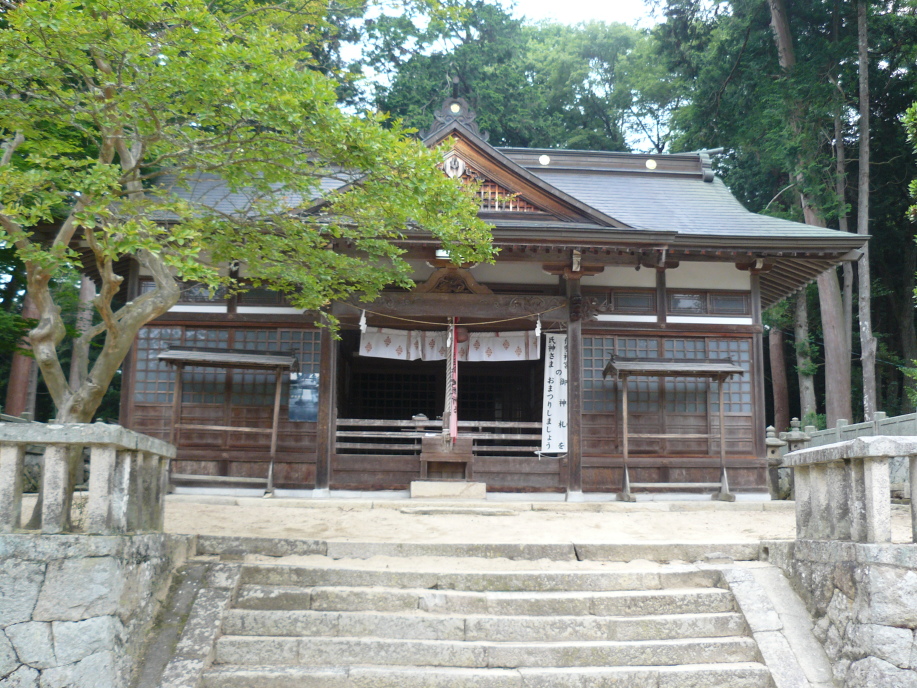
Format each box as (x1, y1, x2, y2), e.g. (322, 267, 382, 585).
(337, 330, 543, 423)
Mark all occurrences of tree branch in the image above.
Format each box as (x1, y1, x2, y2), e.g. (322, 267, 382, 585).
(1, 131, 24, 166)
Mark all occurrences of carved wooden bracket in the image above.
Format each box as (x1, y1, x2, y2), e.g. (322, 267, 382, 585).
(413, 267, 493, 295)
(542, 263, 605, 280)
(735, 258, 775, 274)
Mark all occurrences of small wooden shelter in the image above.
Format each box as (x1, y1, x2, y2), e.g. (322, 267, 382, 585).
(157, 346, 296, 493)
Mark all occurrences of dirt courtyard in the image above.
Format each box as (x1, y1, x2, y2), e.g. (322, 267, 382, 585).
(161, 494, 917, 544)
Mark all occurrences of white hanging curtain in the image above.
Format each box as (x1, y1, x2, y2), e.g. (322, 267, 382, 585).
(360, 328, 540, 362)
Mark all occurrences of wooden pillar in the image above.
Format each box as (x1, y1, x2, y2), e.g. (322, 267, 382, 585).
(750, 273, 766, 460)
(267, 366, 283, 493)
(314, 324, 337, 492)
(565, 278, 583, 496)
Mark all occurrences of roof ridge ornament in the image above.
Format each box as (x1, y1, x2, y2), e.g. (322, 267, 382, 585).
(422, 93, 489, 142)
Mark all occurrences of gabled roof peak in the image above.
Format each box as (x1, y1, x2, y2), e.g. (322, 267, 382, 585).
(421, 97, 489, 142)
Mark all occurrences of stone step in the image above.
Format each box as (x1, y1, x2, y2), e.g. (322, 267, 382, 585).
(214, 635, 760, 668)
(202, 663, 773, 688)
(196, 535, 762, 563)
(235, 584, 737, 617)
(222, 608, 749, 642)
(238, 564, 722, 592)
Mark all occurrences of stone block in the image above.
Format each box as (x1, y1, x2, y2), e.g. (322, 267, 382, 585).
(857, 565, 917, 627)
(195, 536, 326, 558)
(0, 666, 38, 688)
(722, 569, 782, 633)
(824, 623, 845, 663)
(752, 630, 810, 688)
(32, 558, 122, 621)
(849, 623, 914, 669)
(410, 481, 486, 499)
(846, 656, 917, 688)
(159, 658, 206, 688)
(174, 588, 232, 660)
(826, 589, 853, 632)
(0, 631, 19, 679)
(51, 617, 118, 666)
(6, 623, 56, 669)
(203, 563, 242, 590)
(38, 651, 115, 688)
(0, 560, 45, 628)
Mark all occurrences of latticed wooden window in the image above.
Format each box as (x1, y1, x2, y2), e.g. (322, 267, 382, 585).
(232, 330, 280, 406)
(616, 338, 659, 413)
(134, 327, 182, 403)
(231, 329, 322, 406)
(664, 339, 707, 414)
(182, 329, 229, 405)
(708, 339, 752, 413)
(583, 336, 616, 412)
(477, 181, 539, 212)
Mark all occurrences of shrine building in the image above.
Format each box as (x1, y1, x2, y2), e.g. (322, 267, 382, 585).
(121, 99, 867, 500)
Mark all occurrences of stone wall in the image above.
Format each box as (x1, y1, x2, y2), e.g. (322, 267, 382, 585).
(0, 534, 194, 688)
(765, 538, 917, 687)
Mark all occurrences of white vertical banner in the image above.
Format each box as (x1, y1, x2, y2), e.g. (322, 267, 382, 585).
(541, 334, 568, 453)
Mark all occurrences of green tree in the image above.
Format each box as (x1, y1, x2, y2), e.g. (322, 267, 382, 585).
(369, 2, 666, 151)
(0, 0, 494, 428)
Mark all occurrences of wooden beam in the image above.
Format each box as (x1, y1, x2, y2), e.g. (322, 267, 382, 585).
(334, 294, 569, 321)
(268, 366, 283, 493)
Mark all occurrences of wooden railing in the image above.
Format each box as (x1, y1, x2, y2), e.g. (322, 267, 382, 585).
(335, 418, 543, 458)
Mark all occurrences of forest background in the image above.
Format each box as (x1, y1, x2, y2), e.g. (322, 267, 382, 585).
(3, 0, 917, 431)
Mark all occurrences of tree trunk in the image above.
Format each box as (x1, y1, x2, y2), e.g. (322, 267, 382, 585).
(818, 269, 852, 424)
(767, 0, 852, 426)
(769, 327, 790, 432)
(833, 2, 854, 353)
(795, 290, 817, 421)
(857, 0, 878, 419)
(69, 276, 96, 390)
(895, 239, 917, 411)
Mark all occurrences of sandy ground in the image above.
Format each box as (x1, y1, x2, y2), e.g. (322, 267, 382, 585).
(159, 495, 915, 544)
(19, 494, 913, 544)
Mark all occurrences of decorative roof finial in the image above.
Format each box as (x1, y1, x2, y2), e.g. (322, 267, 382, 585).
(420, 75, 489, 142)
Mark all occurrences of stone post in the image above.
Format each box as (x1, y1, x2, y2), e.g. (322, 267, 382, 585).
(40, 445, 72, 534)
(0, 443, 25, 532)
(863, 455, 891, 543)
(86, 445, 118, 534)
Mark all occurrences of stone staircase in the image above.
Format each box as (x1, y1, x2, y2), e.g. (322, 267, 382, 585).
(150, 540, 779, 688)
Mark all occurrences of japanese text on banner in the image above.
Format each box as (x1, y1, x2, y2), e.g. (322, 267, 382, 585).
(541, 333, 568, 453)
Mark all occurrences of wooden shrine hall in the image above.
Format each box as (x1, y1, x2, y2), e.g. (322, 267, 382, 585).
(121, 97, 868, 499)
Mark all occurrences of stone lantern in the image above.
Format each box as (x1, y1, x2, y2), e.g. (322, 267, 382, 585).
(779, 418, 810, 499)
(765, 426, 788, 499)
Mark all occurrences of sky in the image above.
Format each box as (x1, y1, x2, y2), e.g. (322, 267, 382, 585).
(509, 0, 658, 27)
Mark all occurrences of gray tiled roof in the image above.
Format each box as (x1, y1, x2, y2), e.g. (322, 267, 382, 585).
(153, 173, 344, 217)
(526, 168, 844, 240)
